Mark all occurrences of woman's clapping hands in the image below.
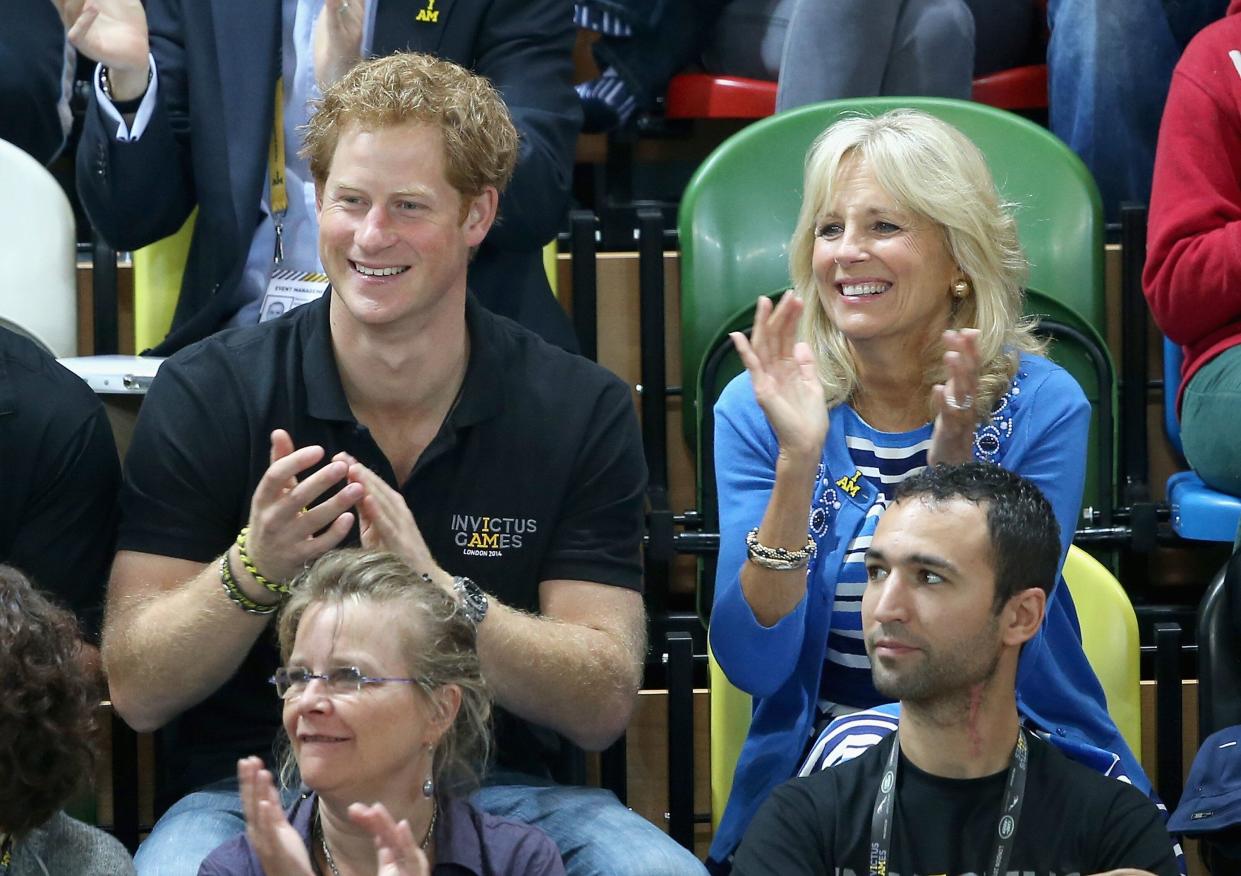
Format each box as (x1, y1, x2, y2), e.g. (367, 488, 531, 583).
(731, 293, 828, 464)
(928, 328, 983, 466)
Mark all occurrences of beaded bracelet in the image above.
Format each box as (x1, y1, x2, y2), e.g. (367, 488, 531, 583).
(236, 527, 289, 595)
(220, 554, 279, 615)
(745, 527, 817, 571)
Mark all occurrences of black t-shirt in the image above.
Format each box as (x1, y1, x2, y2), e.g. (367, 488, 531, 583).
(733, 733, 1179, 876)
(0, 327, 119, 639)
(119, 292, 646, 804)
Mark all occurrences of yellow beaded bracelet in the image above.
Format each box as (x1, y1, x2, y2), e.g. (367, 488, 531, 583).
(236, 527, 289, 595)
(220, 554, 278, 615)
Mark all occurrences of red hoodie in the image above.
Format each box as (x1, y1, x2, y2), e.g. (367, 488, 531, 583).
(1144, 0, 1241, 410)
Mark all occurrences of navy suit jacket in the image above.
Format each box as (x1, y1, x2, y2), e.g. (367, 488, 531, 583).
(78, 0, 580, 354)
(0, 0, 69, 164)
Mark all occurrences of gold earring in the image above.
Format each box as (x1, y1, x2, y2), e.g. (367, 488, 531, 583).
(952, 279, 970, 299)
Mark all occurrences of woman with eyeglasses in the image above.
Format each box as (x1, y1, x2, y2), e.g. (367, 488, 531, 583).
(198, 549, 565, 876)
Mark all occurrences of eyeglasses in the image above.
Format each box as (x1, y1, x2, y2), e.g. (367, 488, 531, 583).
(270, 666, 429, 699)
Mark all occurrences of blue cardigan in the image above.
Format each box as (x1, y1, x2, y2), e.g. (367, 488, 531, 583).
(707, 352, 1146, 862)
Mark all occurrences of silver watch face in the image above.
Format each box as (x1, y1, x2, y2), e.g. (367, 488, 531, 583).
(454, 576, 488, 624)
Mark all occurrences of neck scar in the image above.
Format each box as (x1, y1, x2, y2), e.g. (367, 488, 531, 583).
(966, 683, 984, 757)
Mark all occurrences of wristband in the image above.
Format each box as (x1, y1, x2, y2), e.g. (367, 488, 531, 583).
(745, 527, 816, 571)
(236, 527, 289, 595)
(220, 554, 279, 615)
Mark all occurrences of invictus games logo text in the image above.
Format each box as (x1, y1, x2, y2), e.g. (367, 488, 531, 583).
(451, 514, 538, 557)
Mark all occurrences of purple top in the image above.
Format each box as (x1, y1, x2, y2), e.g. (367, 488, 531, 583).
(197, 792, 565, 876)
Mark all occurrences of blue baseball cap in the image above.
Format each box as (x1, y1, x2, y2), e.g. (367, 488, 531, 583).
(1169, 725, 1241, 835)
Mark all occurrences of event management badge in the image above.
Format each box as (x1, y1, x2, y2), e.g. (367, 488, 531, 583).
(260, 270, 330, 322)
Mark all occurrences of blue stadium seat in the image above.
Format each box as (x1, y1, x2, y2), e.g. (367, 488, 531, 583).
(1162, 337, 1241, 744)
(1162, 338, 1241, 542)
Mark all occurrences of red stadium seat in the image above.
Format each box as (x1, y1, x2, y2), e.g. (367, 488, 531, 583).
(665, 74, 776, 120)
(664, 64, 1048, 121)
(663, 0, 1048, 119)
(971, 63, 1048, 110)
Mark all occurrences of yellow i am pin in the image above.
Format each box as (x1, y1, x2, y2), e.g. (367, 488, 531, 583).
(416, 0, 439, 22)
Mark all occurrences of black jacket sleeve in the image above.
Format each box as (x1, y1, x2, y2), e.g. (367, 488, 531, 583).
(75, 0, 200, 251)
(470, 0, 580, 251)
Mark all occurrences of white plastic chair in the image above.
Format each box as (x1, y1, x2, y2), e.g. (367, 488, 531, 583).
(0, 137, 77, 356)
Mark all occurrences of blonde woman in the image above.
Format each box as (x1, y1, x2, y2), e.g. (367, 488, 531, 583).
(706, 109, 1140, 869)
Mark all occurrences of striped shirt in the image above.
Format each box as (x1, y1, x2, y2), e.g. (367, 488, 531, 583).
(817, 406, 931, 719)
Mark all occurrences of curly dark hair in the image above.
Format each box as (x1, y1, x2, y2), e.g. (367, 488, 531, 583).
(0, 565, 97, 836)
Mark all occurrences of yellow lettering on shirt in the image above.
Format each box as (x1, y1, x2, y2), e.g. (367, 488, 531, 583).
(835, 469, 863, 498)
(416, 0, 439, 22)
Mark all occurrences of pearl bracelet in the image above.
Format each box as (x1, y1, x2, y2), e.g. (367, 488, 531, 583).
(745, 527, 816, 571)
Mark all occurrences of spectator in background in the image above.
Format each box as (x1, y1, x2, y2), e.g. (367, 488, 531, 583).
(1144, 0, 1241, 500)
(0, 564, 136, 875)
(576, 0, 1036, 133)
(58, 0, 580, 356)
(0, 326, 119, 677)
(1047, 0, 1227, 221)
(0, 0, 74, 164)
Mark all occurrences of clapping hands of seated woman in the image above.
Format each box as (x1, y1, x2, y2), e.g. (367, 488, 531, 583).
(240, 758, 431, 876)
(927, 327, 983, 465)
(349, 802, 433, 876)
(730, 292, 829, 465)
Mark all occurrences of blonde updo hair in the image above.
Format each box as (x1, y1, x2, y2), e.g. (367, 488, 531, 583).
(789, 109, 1043, 416)
(277, 549, 491, 795)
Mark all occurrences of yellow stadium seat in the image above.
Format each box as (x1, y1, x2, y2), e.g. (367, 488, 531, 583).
(1061, 544, 1142, 756)
(708, 644, 750, 833)
(132, 210, 195, 352)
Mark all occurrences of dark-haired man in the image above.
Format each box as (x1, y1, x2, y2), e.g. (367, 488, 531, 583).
(732, 463, 1178, 876)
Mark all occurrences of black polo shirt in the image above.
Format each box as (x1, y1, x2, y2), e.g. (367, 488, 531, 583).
(0, 327, 119, 640)
(119, 292, 646, 805)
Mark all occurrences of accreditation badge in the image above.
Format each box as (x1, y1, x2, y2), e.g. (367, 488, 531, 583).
(259, 270, 330, 322)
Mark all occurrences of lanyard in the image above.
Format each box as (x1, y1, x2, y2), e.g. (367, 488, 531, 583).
(268, 76, 289, 265)
(869, 728, 1028, 876)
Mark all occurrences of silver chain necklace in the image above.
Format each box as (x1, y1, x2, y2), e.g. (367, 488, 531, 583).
(317, 799, 438, 876)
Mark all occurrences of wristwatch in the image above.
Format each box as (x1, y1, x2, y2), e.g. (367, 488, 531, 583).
(99, 64, 150, 114)
(452, 576, 488, 626)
